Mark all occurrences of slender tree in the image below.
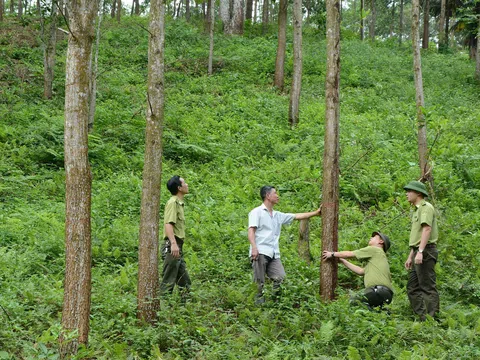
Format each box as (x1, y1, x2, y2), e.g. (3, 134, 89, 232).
(208, 0, 214, 74)
(274, 0, 287, 90)
(422, 0, 430, 49)
(186, 0, 190, 21)
(476, 16, 480, 81)
(10, 0, 14, 14)
(42, 0, 58, 99)
(369, 0, 376, 41)
(0, 0, 4, 22)
(111, 0, 116, 18)
(17, 0, 22, 17)
(399, 0, 404, 44)
(412, 0, 430, 180)
(116, 0, 121, 22)
(298, 219, 311, 264)
(360, 0, 364, 40)
(438, 0, 447, 49)
(289, 0, 303, 126)
(60, 0, 98, 356)
(246, 0, 253, 20)
(262, 0, 269, 34)
(137, 0, 165, 324)
(389, 0, 396, 38)
(321, 0, 340, 301)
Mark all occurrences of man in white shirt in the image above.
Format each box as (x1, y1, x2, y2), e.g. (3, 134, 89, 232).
(248, 186, 321, 304)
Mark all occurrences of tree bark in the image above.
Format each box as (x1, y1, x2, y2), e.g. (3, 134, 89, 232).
(274, 0, 287, 90)
(289, 0, 302, 126)
(60, 0, 98, 356)
(17, 0, 22, 17)
(476, 18, 480, 81)
(111, 0, 116, 18)
(116, 0, 121, 22)
(208, 0, 214, 75)
(231, 0, 244, 34)
(137, 0, 165, 324)
(422, 0, 429, 49)
(9, 0, 13, 15)
(246, 0, 253, 20)
(321, 0, 340, 302)
(186, 0, 190, 21)
(369, 0, 375, 41)
(262, 0, 269, 34)
(1, 0, 4, 22)
(254, 0, 257, 22)
(43, 4, 58, 99)
(412, 0, 430, 180)
(438, 0, 446, 49)
(399, 0, 403, 44)
(298, 219, 311, 264)
(360, 0, 364, 40)
(220, 0, 244, 35)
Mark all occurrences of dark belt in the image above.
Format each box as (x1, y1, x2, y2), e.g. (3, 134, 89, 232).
(412, 243, 436, 250)
(374, 285, 393, 294)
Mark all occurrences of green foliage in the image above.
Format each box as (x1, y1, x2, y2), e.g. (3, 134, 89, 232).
(1, 14, 479, 359)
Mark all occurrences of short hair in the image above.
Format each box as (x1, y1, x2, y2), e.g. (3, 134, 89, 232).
(167, 175, 182, 195)
(260, 186, 275, 201)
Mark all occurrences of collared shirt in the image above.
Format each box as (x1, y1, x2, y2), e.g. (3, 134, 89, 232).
(162, 195, 185, 240)
(409, 199, 438, 247)
(353, 246, 392, 290)
(248, 204, 295, 258)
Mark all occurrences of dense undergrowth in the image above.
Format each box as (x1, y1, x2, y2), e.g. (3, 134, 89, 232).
(1, 14, 480, 359)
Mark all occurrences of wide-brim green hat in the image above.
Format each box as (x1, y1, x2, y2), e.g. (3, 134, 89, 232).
(372, 231, 391, 252)
(403, 180, 429, 197)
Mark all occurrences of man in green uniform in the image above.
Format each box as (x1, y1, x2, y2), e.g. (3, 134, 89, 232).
(160, 175, 191, 296)
(404, 180, 439, 320)
(322, 232, 393, 309)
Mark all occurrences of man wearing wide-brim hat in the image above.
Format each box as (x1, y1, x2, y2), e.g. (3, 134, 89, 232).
(404, 180, 439, 320)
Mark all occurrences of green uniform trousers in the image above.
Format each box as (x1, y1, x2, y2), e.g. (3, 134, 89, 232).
(407, 245, 440, 319)
(160, 238, 191, 295)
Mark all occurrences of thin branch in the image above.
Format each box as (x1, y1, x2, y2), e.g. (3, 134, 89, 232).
(147, 92, 154, 117)
(0, 304, 11, 322)
(341, 146, 373, 175)
(137, 23, 154, 37)
(54, 1, 76, 41)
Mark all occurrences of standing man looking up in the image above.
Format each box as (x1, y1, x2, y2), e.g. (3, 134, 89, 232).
(160, 175, 191, 297)
(248, 186, 321, 305)
(404, 180, 439, 320)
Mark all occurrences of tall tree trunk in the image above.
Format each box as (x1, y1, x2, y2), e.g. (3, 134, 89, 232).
(360, 0, 364, 40)
(137, 0, 165, 324)
(88, 0, 103, 132)
(0, 0, 4, 22)
(231, 0, 244, 34)
(176, 0, 182, 17)
(116, 0, 121, 22)
(111, 0, 116, 18)
(298, 219, 311, 264)
(422, 0, 429, 49)
(246, 0, 253, 20)
(36, 0, 40, 16)
(186, 0, 190, 21)
(399, 0, 404, 44)
(9, 0, 13, 14)
(321, 0, 340, 302)
(445, 0, 450, 47)
(219, 0, 231, 33)
(60, 0, 98, 356)
(389, 1, 395, 38)
(438, 0, 446, 49)
(412, 0, 430, 180)
(369, 0, 375, 41)
(475, 17, 480, 81)
(135, 0, 140, 15)
(254, 0, 257, 22)
(262, 0, 269, 34)
(205, 0, 211, 32)
(289, 0, 302, 126)
(43, 5, 58, 99)
(208, 0, 214, 75)
(17, 0, 22, 17)
(274, 0, 287, 90)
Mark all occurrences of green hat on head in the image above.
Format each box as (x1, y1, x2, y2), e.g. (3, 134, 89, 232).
(403, 180, 429, 197)
(372, 231, 391, 252)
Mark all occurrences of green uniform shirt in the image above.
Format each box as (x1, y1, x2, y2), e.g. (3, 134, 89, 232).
(162, 196, 185, 240)
(409, 199, 438, 247)
(353, 246, 392, 290)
